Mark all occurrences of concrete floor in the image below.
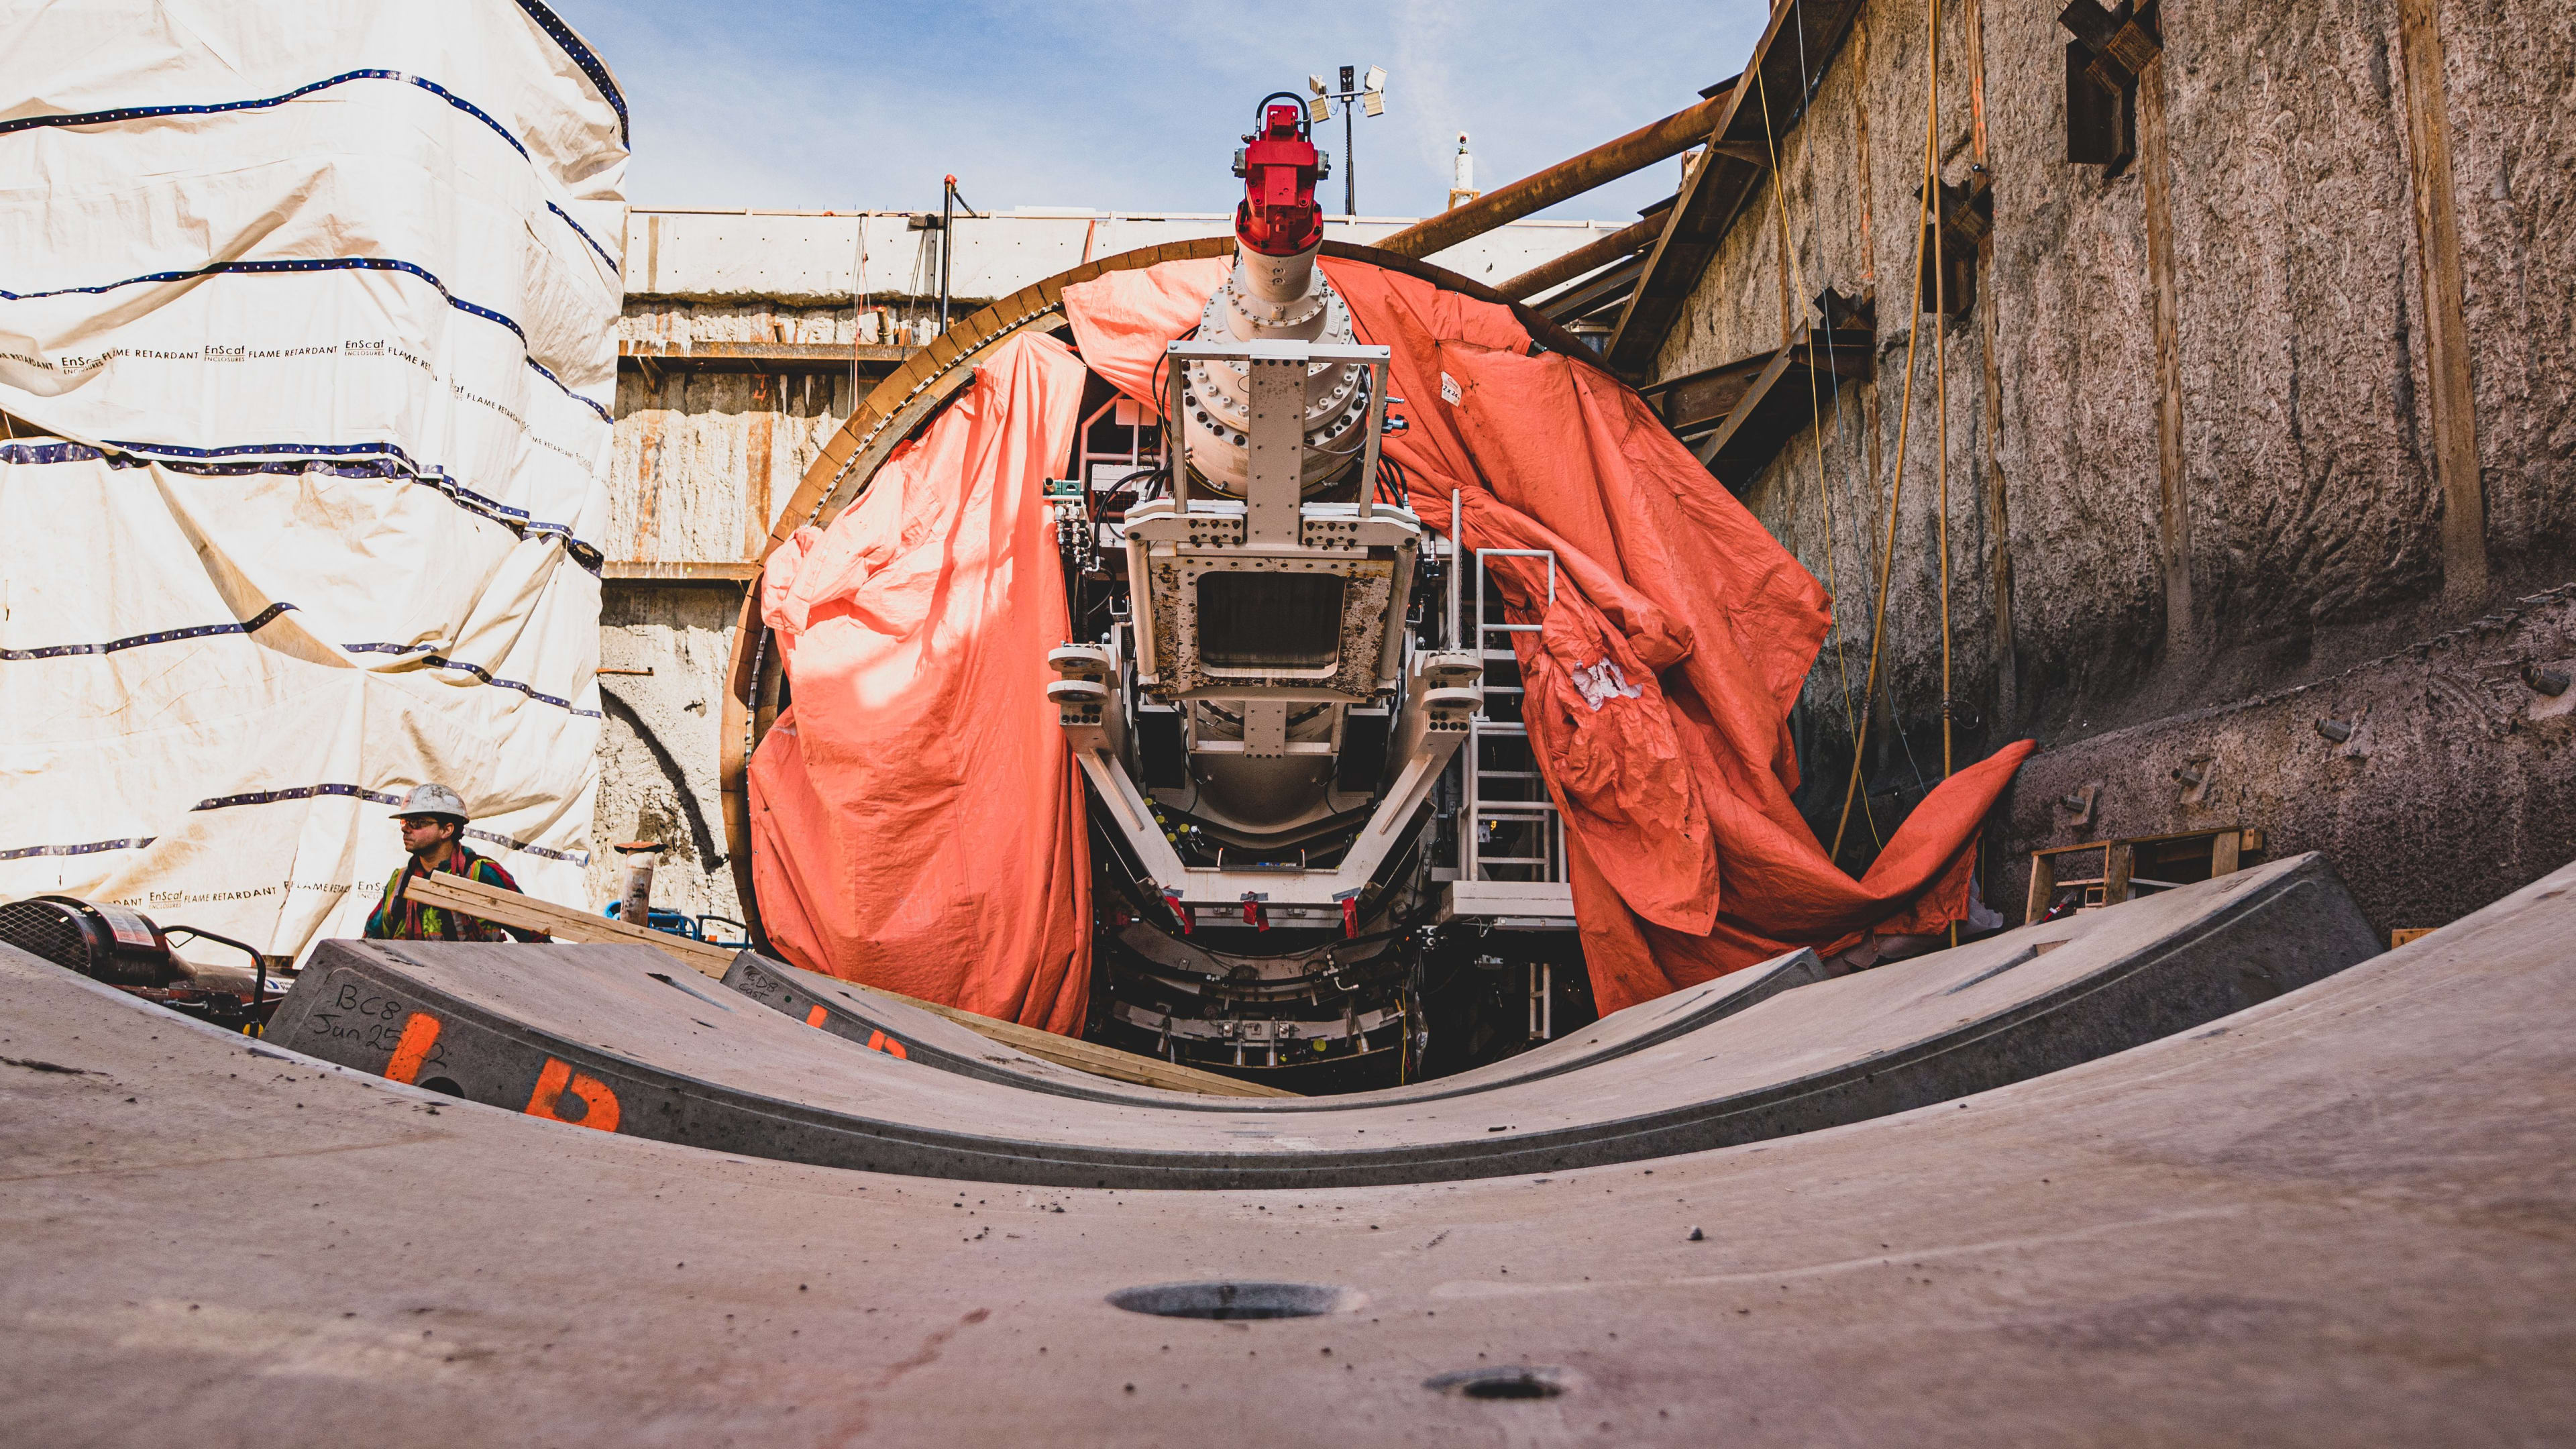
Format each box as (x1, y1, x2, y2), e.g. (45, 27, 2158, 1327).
(1, 860, 2569, 1446)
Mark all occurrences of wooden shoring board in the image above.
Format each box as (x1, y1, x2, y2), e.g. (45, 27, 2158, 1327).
(1605, 0, 1867, 375)
(1675, 329, 1875, 486)
(2023, 827, 2262, 923)
(400, 874, 1292, 1099)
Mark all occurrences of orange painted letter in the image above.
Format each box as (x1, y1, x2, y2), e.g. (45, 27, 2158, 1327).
(383, 1012, 441, 1084)
(523, 1057, 622, 1132)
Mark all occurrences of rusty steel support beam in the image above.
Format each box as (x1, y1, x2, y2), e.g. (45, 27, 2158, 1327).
(1375, 87, 1733, 260)
(1496, 215, 1666, 302)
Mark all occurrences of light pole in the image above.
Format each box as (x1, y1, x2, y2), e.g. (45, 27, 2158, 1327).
(1306, 65, 1385, 217)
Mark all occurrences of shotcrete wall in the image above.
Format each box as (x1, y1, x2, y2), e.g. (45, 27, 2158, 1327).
(585, 585, 747, 925)
(609, 302, 857, 570)
(1649, 0, 2575, 932)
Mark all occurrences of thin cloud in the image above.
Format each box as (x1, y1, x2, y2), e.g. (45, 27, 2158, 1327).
(547, 0, 1767, 221)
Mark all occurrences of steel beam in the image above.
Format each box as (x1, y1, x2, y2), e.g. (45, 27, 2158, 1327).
(1374, 85, 1734, 260)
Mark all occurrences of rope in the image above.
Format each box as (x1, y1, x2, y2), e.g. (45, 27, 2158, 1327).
(1755, 59, 1868, 834)
(1931, 15, 1955, 788)
(1829, 1, 1943, 863)
(1929, 1, 1960, 945)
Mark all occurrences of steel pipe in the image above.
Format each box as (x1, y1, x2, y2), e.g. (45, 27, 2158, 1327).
(1494, 215, 1666, 302)
(1375, 86, 1731, 260)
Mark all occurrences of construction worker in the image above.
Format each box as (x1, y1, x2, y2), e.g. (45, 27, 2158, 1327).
(362, 784, 549, 943)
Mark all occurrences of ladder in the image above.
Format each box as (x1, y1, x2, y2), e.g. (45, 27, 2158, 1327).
(1463, 547, 1566, 885)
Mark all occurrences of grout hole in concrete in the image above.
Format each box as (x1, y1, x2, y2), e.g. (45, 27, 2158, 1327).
(1425, 1365, 1571, 1399)
(1106, 1281, 1364, 1320)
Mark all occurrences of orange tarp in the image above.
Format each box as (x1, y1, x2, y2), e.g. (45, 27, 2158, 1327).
(747, 330, 1092, 1033)
(1065, 258, 2033, 1015)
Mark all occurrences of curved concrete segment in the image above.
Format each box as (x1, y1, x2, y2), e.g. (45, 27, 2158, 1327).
(259, 854, 2379, 1187)
(720, 943, 1833, 1111)
(1, 857, 2567, 1444)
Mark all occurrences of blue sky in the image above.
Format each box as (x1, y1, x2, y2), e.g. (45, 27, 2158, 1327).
(548, 1, 1770, 223)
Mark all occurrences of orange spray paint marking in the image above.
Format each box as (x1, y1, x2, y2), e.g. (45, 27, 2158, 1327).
(382, 1012, 442, 1084)
(523, 1057, 621, 1132)
(805, 1004, 830, 1028)
(865, 1030, 910, 1061)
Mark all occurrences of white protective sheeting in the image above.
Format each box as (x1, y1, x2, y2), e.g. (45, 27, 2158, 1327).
(0, 0, 627, 959)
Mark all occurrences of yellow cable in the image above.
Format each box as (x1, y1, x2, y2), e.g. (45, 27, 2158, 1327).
(1754, 66, 1870, 841)
(1933, 11, 1953, 786)
(1930, 2, 1958, 945)
(1829, 3, 1941, 864)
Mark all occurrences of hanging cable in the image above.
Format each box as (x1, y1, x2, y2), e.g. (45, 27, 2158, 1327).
(1929, 4, 1960, 947)
(1830, 1, 1944, 864)
(1756, 51, 1873, 851)
(1931, 14, 1955, 791)
(1799, 0, 1885, 849)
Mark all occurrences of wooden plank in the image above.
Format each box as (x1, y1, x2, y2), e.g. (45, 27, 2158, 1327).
(619, 340, 918, 370)
(2210, 828, 2241, 877)
(406, 873, 733, 977)
(2024, 850, 2057, 926)
(2033, 826, 2248, 860)
(401, 874, 1290, 1099)
(2394, 0, 2487, 604)
(718, 584, 763, 930)
(2105, 841, 2135, 906)
(1534, 255, 1648, 324)
(2137, 53, 2195, 649)
(1697, 343, 1801, 465)
(1966, 0, 2017, 739)
(602, 561, 763, 583)
(1605, 0, 1868, 374)
(1641, 351, 1778, 433)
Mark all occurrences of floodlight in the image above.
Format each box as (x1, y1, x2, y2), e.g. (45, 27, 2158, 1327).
(1361, 91, 1384, 117)
(1307, 74, 1327, 96)
(1363, 66, 1386, 93)
(1308, 95, 1332, 123)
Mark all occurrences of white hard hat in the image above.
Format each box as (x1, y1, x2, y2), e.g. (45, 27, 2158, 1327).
(392, 783, 470, 824)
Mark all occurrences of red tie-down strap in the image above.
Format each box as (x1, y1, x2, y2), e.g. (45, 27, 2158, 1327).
(1335, 888, 1361, 938)
(1240, 892, 1269, 931)
(1161, 888, 1191, 935)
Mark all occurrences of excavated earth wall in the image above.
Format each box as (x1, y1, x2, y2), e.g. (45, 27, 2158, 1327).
(1651, 0, 2575, 934)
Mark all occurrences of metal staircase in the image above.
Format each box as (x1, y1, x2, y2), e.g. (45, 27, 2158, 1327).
(1444, 545, 1576, 927)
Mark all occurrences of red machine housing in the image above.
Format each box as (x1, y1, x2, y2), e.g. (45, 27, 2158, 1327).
(1234, 101, 1324, 256)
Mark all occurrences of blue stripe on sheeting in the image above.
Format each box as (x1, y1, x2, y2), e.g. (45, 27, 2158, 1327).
(0, 69, 527, 153)
(0, 439, 604, 574)
(342, 642, 603, 717)
(0, 258, 613, 424)
(548, 201, 620, 274)
(0, 595, 598, 720)
(0, 601, 297, 661)
(190, 784, 590, 864)
(513, 0, 630, 144)
(0, 835, 156, 863)
(0, 69, 621, 271)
